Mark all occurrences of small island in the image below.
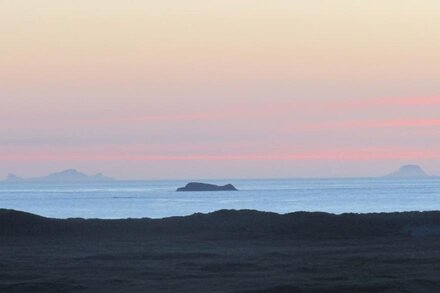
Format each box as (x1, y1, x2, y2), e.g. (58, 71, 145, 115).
(177, 182, 238, 192)
(3, 169, 115, 183)
(384, 165, 429, 179)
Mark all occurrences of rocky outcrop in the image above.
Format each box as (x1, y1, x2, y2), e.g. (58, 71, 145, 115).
(177, 182, 238, 192)
(385, 165, 429, 178)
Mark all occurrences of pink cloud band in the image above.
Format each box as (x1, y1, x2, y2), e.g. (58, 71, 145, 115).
(2, 149, 440, 162)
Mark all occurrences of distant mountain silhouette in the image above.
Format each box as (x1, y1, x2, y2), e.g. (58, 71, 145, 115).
(177, 182, 238, 192)
(4, 169, 115, 182)
(385, 165, 429, 178)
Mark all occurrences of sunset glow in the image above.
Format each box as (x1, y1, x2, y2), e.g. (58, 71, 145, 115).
(1, 1, 440, 179)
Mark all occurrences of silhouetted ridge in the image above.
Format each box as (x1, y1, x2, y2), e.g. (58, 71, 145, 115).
(2, 209, 440, 239)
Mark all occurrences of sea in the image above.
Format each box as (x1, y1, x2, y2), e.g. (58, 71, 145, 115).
(1, 178, 439, 219)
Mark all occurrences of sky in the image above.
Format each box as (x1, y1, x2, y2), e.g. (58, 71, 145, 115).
(1, 0, 440, 179)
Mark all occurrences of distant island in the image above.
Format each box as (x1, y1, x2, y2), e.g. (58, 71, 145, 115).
(384, 165, 430, 179)
(177, 182, 238, 192)
(4, 169, 115, 183)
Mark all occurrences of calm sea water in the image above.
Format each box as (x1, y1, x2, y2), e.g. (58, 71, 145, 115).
(1, 178, 439, 219)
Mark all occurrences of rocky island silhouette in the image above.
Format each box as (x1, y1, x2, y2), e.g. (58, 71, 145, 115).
(3, 169, 115, 182)
(177, 182, 238, 192)
(385, 165, 430, 178)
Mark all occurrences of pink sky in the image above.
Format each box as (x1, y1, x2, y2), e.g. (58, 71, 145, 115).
(1, 1, 440, 179)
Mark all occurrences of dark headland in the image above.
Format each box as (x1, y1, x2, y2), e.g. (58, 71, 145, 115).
(2, 209, 440, 292)
(177, 182, 238, 192)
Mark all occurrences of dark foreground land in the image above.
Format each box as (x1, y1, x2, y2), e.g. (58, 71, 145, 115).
(2, 209, 440, 292)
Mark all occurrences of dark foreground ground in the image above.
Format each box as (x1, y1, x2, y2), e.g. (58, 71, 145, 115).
(1, 209, 440, 292)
